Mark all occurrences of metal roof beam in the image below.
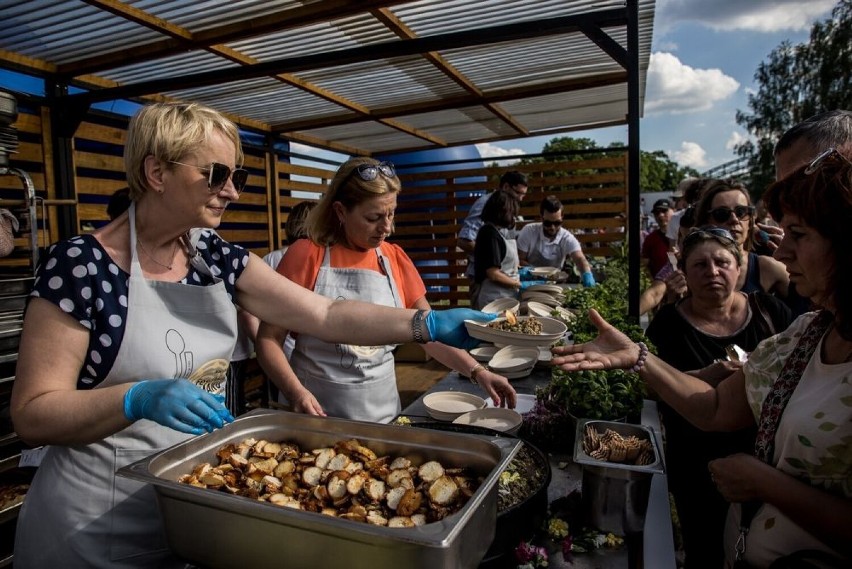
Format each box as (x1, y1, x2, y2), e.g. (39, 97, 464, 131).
(61, 9, 627, 106)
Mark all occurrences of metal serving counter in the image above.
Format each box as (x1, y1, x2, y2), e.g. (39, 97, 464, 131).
(400, 367, 677, 569)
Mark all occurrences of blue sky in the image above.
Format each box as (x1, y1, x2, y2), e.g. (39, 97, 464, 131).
(474, 0, 839, 172)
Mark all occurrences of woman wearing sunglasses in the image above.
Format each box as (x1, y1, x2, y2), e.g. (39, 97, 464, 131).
(694, 179, 791, 302)
(645, 226, 792, 569)
(255, 157, 516, 424)
(552, 149, 852, 568)
(10, 105, 496, 568)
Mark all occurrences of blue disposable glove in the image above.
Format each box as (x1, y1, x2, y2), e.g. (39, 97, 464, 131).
(518, 266, 534, 280)
(519, 279, 547, 291)
(581, 271, 596, 287)
(123, 379, 234, 435)
(425, 309, 497, 350)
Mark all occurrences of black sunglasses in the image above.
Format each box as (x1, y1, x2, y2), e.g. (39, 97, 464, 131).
(804, 147, 852, 175)
(708, 205, 755, 224)
(354, 161, 396, 182)
(683, 225, 736, 248)
(169, 161, 249, 194)
(541, 219, 563, 228)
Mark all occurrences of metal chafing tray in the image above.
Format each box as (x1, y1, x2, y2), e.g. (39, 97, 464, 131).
(118, 408, 523, 569)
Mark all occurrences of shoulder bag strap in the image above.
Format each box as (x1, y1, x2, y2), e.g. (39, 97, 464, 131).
(736, 310, 834, 563)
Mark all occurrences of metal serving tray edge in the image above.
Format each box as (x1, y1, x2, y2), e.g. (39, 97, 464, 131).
(572, 419, 665, 475)
(118, 408, 523, 569)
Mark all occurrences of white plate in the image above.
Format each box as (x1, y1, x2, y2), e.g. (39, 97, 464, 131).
(520, 292, 561, 307)
(487, 345, 539, 373)
(469, 345, 498, 362)
(529, 266, 560, 278)
(453, 407, 523, 434)
(501, 367, 535, 380)
(464, 316, 567, 348)
(524, 283, 564, 296)
(487, 393, 536, 415)
(423, 391, 487, 422)
(480, 297, 520, 315)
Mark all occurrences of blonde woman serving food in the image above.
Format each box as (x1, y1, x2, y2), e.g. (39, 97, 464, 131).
(256, 157, 516, 423)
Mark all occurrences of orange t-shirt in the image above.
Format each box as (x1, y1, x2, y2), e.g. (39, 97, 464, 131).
(278, 239, 427, 309)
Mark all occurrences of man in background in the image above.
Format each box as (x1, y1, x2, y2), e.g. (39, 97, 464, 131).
(641, 198, 674, 278)
(517, 195, 595, 287)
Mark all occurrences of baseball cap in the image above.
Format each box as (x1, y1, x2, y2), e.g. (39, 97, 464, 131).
(652, 198, 673, 212)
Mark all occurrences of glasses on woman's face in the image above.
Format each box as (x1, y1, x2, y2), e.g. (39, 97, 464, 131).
(708, 204, 755, 224)
(683, 225, 736, 248)
(354, 161, 396, 181)
(169, 161, 249, 194)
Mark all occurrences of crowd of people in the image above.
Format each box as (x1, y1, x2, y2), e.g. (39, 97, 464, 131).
(7, 98, 850, 568)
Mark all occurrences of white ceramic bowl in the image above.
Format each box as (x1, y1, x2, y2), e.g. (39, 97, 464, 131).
(464, 316, 568, 348)
(423, 391, 487, 422)
(487, 393, 537, 415)
(519, 291, 561, 307)
(453, 407, 523, 435)
(469, 345, 498, 363)
(487, 345, 539, 373)
(529, 266, 560, 279)
(524, 283, 563, 296)
(525, 301, 555, 319)
(480, 297, 520, 315)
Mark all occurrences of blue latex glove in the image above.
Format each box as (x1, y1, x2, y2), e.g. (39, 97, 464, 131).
(518, 266, 535, 281)
(425, 309, 497, 350)
(519, 279, 547, 291)
(581, 271, 596, 287)
(123, 379, 234, 435)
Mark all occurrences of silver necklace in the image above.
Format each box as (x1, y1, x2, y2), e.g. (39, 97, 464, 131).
(137, 238, 179, 270)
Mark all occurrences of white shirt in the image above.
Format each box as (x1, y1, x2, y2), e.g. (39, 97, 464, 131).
(516, 223, 581, 268)
(666, 209, 685, 244)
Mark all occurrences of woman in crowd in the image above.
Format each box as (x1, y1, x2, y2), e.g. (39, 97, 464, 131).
(471, 190, 522, 309)
(646, 226, 792, 569)
(255, 157, 516, 423)
(552, 148, 852, 567)
(10, 103, 490, 568)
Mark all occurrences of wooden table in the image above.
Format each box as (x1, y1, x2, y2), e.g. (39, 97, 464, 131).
(400, 366, 676, 569)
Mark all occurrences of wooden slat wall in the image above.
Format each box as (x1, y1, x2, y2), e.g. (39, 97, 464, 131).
(2, 104, 626, 306)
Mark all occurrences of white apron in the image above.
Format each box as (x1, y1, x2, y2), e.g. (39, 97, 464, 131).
(471, 226, 519, 309)
(14, 204, 238, 568)
(288, 246, 402, 423)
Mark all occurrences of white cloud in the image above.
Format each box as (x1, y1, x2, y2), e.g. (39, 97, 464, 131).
(725, 131, 748, 151)
(656, 0, 836, 33)
(475, 143, 526, 163)
(671, 141, 708, 168)
(645, 52, 739, 114)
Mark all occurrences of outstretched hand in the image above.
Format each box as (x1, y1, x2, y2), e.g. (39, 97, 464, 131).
(550, 309, 639, 371)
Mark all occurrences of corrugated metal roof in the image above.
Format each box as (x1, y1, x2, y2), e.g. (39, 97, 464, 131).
(0, 0, 656, 155)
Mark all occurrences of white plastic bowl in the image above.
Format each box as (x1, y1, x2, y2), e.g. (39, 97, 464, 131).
(480, 297, 520, 315)
(524, 283, 563, 296)
(487, 393, 537, 415)
(529, 266, 560, 279)
(453, 407, 523, 435)
(423, 391, 487, 422)
(464, 316, 568, 348)
(487, 345, 539, 373)
(469, 345, 499, 362)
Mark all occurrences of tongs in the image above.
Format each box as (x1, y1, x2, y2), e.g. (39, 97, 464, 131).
(725, 344, 748, 363)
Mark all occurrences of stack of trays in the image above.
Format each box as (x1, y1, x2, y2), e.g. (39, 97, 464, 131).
(486, 345, 538, 379)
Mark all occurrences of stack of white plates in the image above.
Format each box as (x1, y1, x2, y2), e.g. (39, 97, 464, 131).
(423, 391, 487, 422)
(487, 345, 538, 379)
(524, 283, 563, 296)
(464, 316, 568, 348)
(520, 292, 560, 308)
(453, 407, 523, 434)
(526, 301, 577, 324)
(469, 344, 498, 362)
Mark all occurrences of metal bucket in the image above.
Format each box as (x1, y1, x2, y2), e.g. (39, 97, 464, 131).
(573, 419, 664, 535)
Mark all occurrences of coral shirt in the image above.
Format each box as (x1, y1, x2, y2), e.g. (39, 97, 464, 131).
(278, 239, 427, 309)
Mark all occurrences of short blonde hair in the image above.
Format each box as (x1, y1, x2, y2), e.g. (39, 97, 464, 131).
(124, 102, 243, 200)
(307, 157, 401, 246)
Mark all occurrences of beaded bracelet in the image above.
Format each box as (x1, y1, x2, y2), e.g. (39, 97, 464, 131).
(630, 341, 649, 372)
(411, 309, 428, 344)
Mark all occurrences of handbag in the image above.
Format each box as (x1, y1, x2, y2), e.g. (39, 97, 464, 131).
(0, 208, 19, 257)
(734, 310, 834, 567)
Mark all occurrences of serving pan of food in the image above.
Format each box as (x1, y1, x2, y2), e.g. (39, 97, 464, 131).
(118, 408, 522, 569)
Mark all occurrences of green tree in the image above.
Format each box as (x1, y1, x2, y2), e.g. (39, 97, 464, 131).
(736, 0, 852, 197)
(639, 149, 699, 193)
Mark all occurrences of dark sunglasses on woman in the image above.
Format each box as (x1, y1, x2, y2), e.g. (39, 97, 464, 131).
(683, 225, 736, 247)
(708, 204, 755, 224)
(355, 161, 396, 181)
(169, 161, 249, 194)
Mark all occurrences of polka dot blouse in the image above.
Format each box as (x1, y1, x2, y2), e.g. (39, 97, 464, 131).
(30, 231, 249, 389)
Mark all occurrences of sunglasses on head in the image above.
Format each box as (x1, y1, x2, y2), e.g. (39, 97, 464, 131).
(169, 161, 249, 194)
(354, 161, 396, 182)
(683, 225, 736, 248)
(708, 204, 754, 224)
(542, 219, 563, 228)
(804, 147, 852, 175)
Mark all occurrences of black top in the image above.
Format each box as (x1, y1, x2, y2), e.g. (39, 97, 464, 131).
(473, 223, 506, 284)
